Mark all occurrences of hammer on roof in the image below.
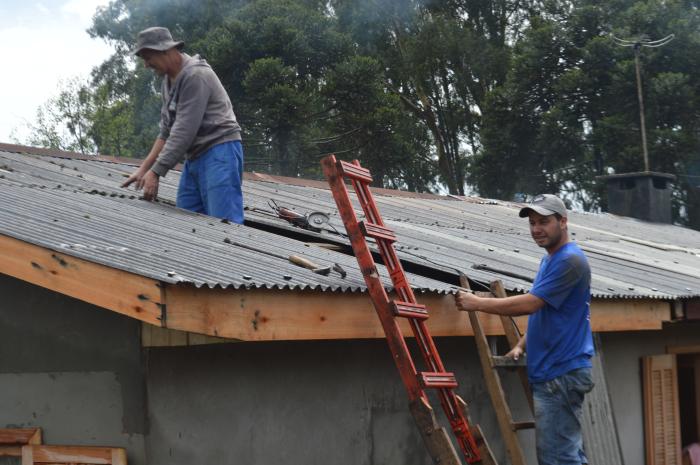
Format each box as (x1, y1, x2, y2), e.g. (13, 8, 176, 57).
(230, 241, 332, 275)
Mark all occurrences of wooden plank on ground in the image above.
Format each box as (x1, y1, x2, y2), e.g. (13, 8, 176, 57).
(0, 234, 163, 326)
(21, 445, 126, 464)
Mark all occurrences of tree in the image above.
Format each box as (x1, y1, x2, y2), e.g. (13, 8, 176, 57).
(23, 78, 96, 155)
(473, 0, 700, 227)
(332, 0, 527, 194)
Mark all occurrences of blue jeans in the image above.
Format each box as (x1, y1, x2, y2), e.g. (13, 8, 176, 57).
(177, 140, 244, 223)
(531, 367, 594, 465)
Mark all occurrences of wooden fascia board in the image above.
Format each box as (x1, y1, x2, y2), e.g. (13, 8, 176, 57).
(0, 234, 164, 325)
(163, 284, 672, 342)
(0, 234, 671, 342)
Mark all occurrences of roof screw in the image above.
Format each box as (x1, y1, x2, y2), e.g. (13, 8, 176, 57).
(243, 275, 252, 280)
(283, 275, 292, 280)
(167, 271, 176, 277)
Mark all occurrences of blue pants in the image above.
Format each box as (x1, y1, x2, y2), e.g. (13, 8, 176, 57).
(531, 367, 594, 465)
(176, 140, 244, 224)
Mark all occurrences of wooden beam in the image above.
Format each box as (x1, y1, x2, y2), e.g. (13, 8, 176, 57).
(0, 235, 163, 326)
(162, 284, 672, 342)
(0, 428, 41, 457)
(666, 344, 700, 355)
(0, 233, 672, 342)
(141, 324, 232, 347)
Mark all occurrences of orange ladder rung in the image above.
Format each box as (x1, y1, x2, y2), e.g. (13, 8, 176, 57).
(391, 300, 429, 320)
(360, 221, 397, 242)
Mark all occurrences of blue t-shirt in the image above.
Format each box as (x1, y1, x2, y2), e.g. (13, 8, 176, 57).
(527, 242, 594, 383)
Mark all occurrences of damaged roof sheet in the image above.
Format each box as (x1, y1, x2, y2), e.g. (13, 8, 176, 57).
(1, 146, 699, 299)
(242, 180, 700, 299)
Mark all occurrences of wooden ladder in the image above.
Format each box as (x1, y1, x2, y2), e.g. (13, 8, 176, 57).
(460, 275, 535, 465)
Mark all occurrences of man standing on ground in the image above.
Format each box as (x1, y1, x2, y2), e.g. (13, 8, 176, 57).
(455, 194, 595, 465)
(122, 27, 244, 223)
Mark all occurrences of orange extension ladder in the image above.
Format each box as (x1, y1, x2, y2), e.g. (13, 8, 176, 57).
(322, 155, 496, 465)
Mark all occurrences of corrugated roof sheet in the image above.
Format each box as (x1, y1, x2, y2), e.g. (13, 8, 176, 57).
(1, 146, 698, 299)
(242, 180, 700, 299)
(0, 149, 452, 294)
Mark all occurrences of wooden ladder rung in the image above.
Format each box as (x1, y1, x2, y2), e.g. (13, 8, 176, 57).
(492, 355, 527, 368)
(338, 160, 373, 183)
(391, 300, 429, 320)
(512, 421, 536, 431)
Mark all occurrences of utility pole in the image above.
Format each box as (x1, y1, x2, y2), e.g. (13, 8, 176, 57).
(612, 34, 674, 172)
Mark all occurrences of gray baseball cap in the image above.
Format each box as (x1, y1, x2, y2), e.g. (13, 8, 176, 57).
(131, 27, 184, 56)
(518, 194, 568, 218)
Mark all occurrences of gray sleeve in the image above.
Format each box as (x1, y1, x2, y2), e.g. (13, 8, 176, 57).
(158, 80, 170, 140)
(151, 72, 212, 177)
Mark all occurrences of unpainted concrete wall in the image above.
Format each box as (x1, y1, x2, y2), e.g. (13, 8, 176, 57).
(6, 271, 699, 465)
(0, 274, 147, 465)
(144, 337, 534, 465)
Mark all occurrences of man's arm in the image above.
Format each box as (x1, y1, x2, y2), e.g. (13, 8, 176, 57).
(455, 292, 544, 316)
(151, 73, 211, 178)
(121, 137, 166, 201)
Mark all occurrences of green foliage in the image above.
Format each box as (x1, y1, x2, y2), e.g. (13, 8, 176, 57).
(474, 0, 700, 226)
(23, 78, 96, 155)
(20, 0, 700, 227)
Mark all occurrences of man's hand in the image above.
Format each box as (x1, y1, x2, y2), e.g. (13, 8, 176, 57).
(455, 290, 481, 312)
(121, 167, 148, 190)
(141, 170, 160, 201)
(505, 345, 524, 360)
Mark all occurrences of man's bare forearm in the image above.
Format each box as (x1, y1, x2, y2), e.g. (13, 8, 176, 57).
(469, 293, 543, 316)
(140, 138, 166, 172)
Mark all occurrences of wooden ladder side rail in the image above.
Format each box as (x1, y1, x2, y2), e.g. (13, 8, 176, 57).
(0, 428, 42, 457)
(490, 281, 534, 413)
(460, 276, 529, 465)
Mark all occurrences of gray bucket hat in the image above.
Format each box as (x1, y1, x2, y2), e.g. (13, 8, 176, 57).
(131, 27, 184, 56)
(518, 194, 568, 218)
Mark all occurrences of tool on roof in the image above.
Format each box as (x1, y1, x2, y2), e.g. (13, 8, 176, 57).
(288, 254, 332, 275)
(268, 200, 331, 232)
(322, 155, 496, 465)
(230, 241, 331, 276)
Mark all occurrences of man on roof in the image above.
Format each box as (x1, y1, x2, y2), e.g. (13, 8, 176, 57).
(122, 27, 244, 224)
(455, 194, 595, 465)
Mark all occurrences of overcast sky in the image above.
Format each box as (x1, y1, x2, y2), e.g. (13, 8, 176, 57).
(0, 0, 114, 142)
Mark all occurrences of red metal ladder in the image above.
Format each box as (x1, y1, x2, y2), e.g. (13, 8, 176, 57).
(322, 155, 495, 465)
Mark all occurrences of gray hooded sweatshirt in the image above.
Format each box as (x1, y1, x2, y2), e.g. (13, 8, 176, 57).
(151, 54, 242, 177)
